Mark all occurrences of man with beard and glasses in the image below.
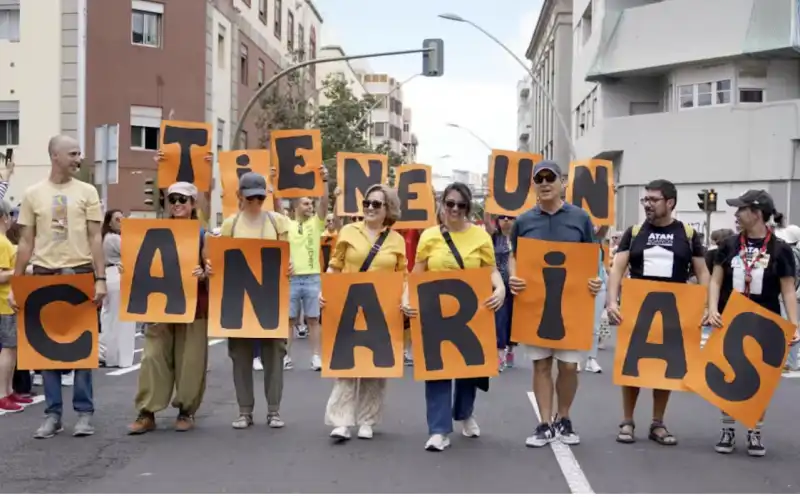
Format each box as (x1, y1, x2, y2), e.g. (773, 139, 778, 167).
(606, 179, 708, 446)
(507, 161, 602, 448)
(707, 190, 798, 457)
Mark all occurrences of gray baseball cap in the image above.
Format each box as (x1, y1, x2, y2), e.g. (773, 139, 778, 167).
(533, 160, 562, 177)
(239, 171, 268, 197)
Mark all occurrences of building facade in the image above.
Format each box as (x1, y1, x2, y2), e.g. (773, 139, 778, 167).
(516, 78, 532, 151)
(572, 0, 800, 232)
(361, 73, 408, 155)
(525, 0, 573, 166)
(0, 0, 322, 223)
(316, 45, 369, 103)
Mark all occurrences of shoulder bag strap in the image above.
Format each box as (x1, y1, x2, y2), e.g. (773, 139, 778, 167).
(359, 229, 391, 272)
(230, 212, 241, 236)
(440, 225, 465, 270)
(264, 211, 279, 238)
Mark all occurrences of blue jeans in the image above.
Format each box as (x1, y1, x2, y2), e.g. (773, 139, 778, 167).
(425, 379, 477, 435)
(43, 369, 94, 419)
(588, 287, 606, 360)
(289, 274, 321, 320)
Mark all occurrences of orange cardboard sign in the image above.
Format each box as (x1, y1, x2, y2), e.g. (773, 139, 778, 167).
(408, 267, 498, 381)
(219, 150, 275, 218)
(158, 120, 213, 191)
(119, 218, 201, 323)
(336, 152, 389, 216)
(510, 238, 599, 351)
(485, 149, 542, 217)
(565, 159, 615, 227)
(270, 129, 324, 198)
(320, 235, 336, 273)
(613, 279, 706, 391)
(684, 292, 796, 428)
(13, 273, 99, 370)
(394, 164, 436, 231)
(320, 271, 405, 378)
(206, 237, 290, 339)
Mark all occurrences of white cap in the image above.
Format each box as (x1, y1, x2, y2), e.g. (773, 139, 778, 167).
(776, 224, 800, 244)
(167, 182, 198, 199)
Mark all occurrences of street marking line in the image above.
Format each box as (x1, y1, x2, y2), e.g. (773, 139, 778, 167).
(782, 371, 800, 379)
(107, 339, 225, 376)
(527, 392, 594, 494)
(0, 394, 45, 417)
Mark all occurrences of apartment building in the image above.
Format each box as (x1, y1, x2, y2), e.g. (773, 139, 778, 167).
(516, 78, 532, 152)
(572, 0, 800, 231)
(361, 73, 408, 155)
(0, 0, 321, 221)
(316, 45, 369, 103)
(402, 108, 418, 162)
(525, 0, 573, 166)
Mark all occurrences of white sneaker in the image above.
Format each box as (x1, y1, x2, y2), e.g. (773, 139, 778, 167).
(461, 416, 480, 438)
(357, 425, 373, 439)
(283, 356, 293, 370)
(311, 354, 322, 371)
(584, 357, 602, 373)
(253, 357, 264, 371)
(61, 372, 74, 386)
(425, 434, 450, 451)
(330, 426, 351, 440)
(32, 373, 43, 386)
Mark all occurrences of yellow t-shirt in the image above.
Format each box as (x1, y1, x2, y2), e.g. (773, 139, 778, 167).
(288, 215, 326, 275)
(0, 235, 15, 315)
(416, 225, 496, 272)
(328, 222, 407, 273)
(220, 211, 289, 240)
(18, 179, 103, 269)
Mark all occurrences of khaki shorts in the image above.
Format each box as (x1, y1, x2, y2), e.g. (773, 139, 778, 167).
(525, 345, 584, 364)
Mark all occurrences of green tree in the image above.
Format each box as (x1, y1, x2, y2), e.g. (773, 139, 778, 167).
(255, 58, 310, 144)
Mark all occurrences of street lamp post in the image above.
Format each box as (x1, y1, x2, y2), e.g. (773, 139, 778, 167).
(233, 47, 437, 147)
(439, 12, 577, 160)
(446, 122, 493, 151)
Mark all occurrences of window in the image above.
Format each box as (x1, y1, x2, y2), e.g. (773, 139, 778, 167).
(287, 11, 294, 52)
(297, 24, 305, 60)
(581, 1, 592, 46)
(309, 26, 317, 61)
(403, 123, 409, 132)
(257, 59, 265, 87)
(679, 80, 733, 109)
(130, 105, 162, 151)
(217, 26, 226, 68)
(274, 0, 282, 39)
(131, 1, 163, 48)
(258, 0, 267, 23)
(740, 88, 764, 103)
(0, 7, 20, 42)
(373, 122, 387, 137)
(678, 84, 694, 109)
(697, 82, 712, 107)
(716, 79, 731, 104)
(0, 120, 19, 146)
(239, 43, 248, 85)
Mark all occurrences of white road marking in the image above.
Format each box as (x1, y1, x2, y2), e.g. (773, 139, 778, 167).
(782, 371, 800, 379)
(107, 339, 224, 376)
(0, 394, 45, 417)
(527, 391, 594, 494)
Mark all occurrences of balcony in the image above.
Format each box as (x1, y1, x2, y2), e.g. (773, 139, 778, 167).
(587, 0, 799, 82)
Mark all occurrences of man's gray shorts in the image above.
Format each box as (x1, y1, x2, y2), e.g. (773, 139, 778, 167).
(0, 314, 17, 348)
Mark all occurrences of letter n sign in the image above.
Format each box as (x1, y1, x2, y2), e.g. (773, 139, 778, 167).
(565, 159, 615, 226)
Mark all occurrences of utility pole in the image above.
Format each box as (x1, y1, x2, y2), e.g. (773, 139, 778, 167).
(94, 123, 119, 210)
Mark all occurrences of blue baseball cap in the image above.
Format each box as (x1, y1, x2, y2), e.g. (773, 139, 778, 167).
(533, 160, 562, 177)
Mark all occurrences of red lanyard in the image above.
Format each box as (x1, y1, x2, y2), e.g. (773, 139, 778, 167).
(738, 230, 771, 296)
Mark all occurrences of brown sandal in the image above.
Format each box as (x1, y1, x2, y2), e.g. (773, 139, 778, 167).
(616, 420, 635, 443)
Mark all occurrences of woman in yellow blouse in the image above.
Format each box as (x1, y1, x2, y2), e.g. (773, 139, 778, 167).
(404, 182, 505, 452)
(319, 184, 407, 441)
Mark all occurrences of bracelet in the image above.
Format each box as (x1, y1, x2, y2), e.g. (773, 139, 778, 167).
(95, 276, 106, 281)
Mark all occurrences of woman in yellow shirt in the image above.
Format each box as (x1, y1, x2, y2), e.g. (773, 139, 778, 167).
(320, 184, 407, 441)
(404, 182, 505, 452)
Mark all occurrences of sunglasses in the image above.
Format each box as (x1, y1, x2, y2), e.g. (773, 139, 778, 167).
(168, 194, 190, 205)
(362, 199, 384, 209)
(444, 200, 468, 210)
(246, 195, 266, 202)
(497, 215, 515, 221)
(533, 173, 558, 184)
(352, 216, 364, 222)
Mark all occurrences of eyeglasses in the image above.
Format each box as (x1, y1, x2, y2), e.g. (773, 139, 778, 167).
(444, 200, 468, 210)
(533, 173, 558, 184)
(168, 194, 190, 205)
(639, 196, 664, 205)
(362, 199, 384, 209)
(246, 195, 266, 202)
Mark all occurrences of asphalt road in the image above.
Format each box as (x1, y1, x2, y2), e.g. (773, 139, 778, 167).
(1, 336, 799, 494)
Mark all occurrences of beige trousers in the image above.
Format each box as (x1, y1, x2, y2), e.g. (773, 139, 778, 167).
(324, 378, 387, 427)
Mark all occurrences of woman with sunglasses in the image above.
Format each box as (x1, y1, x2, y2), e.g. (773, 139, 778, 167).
(404, 182, 506, 452)
(483, 212, 517, 372)
(127, 181, 211, 435)
(319, 184, 407, 441)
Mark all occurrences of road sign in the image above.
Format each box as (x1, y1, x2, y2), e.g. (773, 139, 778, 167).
(94, 124, 119, 210)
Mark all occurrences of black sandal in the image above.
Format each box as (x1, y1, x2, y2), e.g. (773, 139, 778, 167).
(616, 420, 635, 443)
(649, 420, 677, 446)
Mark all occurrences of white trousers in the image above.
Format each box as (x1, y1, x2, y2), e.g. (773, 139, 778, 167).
(324, 378, 387, 428)
(99, 266, 136, 367)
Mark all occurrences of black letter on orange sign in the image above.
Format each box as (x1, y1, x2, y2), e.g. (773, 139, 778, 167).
(343, 157, 384, 213)
(397, 169, 428, 222)
(220, 247, 282, 330)
(275, 134, 315, 191)
(330, 283, 394, 370)
(235, 153, 253, 181)
(493, 155, 534, 212)
(706, 312, 786, 402)
(162, 125, 209, 184)
(127, 229, 186, 315)
(26, 284, 93, 362)
(418, 279, 483, 370)
(621, 292, 686, 379)
(538, 251, 567, 340)
(571, 164, 609, 219)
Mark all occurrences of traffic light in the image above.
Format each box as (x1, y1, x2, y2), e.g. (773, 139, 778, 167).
(707, 188, 717, 212)
(422, 38, 444, 77)
(697, 188, 718, 213)
(143, 178, 164, 216)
